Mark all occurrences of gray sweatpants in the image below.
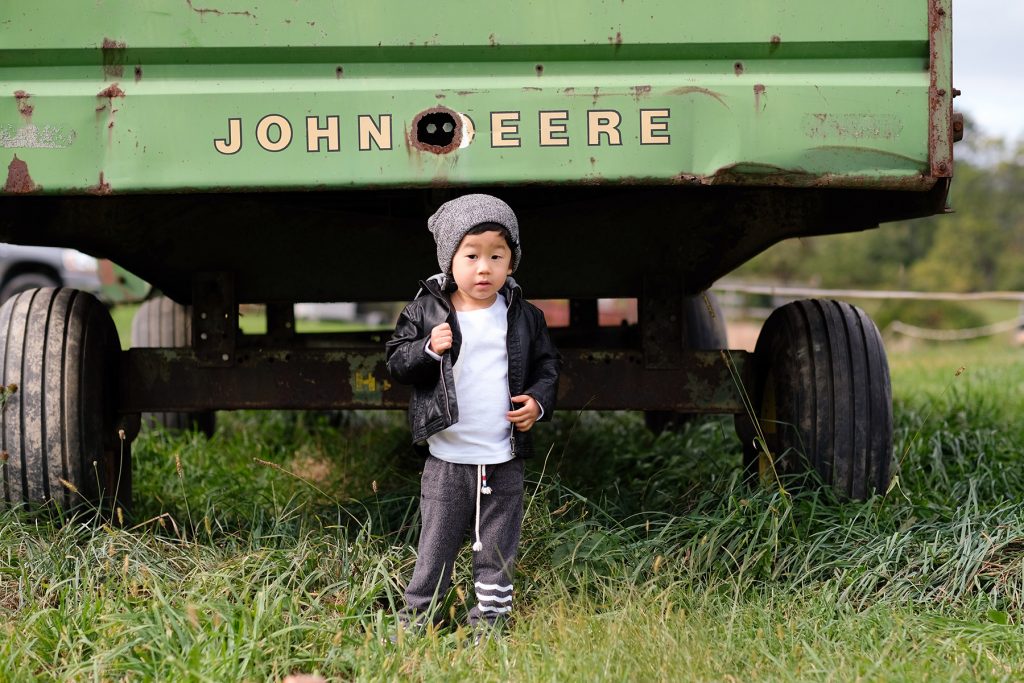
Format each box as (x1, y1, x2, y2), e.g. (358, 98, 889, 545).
(402, 456, 524, 627)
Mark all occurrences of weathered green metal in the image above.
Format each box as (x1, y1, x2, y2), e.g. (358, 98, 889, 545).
(2, 0, 949, 195)
(928, 0, 954, 178)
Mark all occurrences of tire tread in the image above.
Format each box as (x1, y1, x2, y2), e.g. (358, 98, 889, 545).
(748, 299, 893, 499)
(0, 287, 122, 509)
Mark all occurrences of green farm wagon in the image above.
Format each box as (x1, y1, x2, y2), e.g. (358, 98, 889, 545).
(0, 0, 958, 508)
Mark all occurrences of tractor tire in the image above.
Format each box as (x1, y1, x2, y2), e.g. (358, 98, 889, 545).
(737, 299, 892, 499)
(130, 297, 216, 436)
(645, 292, 728, 434)
(0, 272, 59, 305)
(0, 287, 129, 509)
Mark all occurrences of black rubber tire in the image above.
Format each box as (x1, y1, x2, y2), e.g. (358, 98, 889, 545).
(130, 297, 216, 436)
(0, 273, 59, 305)
(0, 287, 129, 509)
(738, 299, 893, 499)
(645, 292, 728, 434)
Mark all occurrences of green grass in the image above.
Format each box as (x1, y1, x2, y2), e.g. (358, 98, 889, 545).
(1, 339, 1024, 681)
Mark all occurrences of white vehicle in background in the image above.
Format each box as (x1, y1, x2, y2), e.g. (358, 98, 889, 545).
(0, 244, 101, 303)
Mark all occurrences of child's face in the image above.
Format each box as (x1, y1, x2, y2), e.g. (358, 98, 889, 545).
(449, 230, 513, 311)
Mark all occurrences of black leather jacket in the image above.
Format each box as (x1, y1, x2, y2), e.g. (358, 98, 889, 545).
(385, 275, 560, 458)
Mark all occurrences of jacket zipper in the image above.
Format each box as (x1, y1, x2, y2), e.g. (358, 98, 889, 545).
(439, 359, 452, 423)
(506, 287, 518, 456)
(432, 281, 454, 424)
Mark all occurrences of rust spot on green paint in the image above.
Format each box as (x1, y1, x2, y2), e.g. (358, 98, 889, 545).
(753, 84, 766, 111)
(89, 172, 112, 196)
(185, 1, 255, 19)
(4, 155, 39, 193)
(102, 38, 126, 80)
(14, 91, 32, 122)
(97, 84, 125, 99)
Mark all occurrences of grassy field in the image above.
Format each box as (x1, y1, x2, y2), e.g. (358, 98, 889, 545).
(0, 335, 1023, 681)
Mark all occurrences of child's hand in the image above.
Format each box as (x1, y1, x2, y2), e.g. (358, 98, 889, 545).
(507, 395, 541, 432)
(429, 323, 453, 355)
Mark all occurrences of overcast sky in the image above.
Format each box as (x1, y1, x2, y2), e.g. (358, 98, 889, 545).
(953, 1, 1024, 143)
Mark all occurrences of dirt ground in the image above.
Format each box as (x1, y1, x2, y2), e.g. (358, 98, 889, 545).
(726, 320, 762, 351)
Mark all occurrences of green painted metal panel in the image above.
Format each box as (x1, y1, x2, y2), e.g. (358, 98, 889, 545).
(1, 1, 949, 195)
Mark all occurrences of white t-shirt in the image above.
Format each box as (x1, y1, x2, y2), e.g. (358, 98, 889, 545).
(427, 295, 513, 465)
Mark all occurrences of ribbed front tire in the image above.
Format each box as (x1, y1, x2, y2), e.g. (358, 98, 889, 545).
(0, 287, 129, 509)
(738, 299, 893, 499)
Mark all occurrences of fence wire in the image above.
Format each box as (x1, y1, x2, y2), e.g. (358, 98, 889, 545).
(714, 282, 1024, 342)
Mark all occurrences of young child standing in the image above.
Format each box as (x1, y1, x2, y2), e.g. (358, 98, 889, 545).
(386, 193, 560, 631)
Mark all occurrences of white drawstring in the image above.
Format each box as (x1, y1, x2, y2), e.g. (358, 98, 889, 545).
(472, 464, 492, 552)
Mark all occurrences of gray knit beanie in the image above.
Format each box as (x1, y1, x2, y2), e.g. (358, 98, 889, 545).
(427, 194, 521, 273)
